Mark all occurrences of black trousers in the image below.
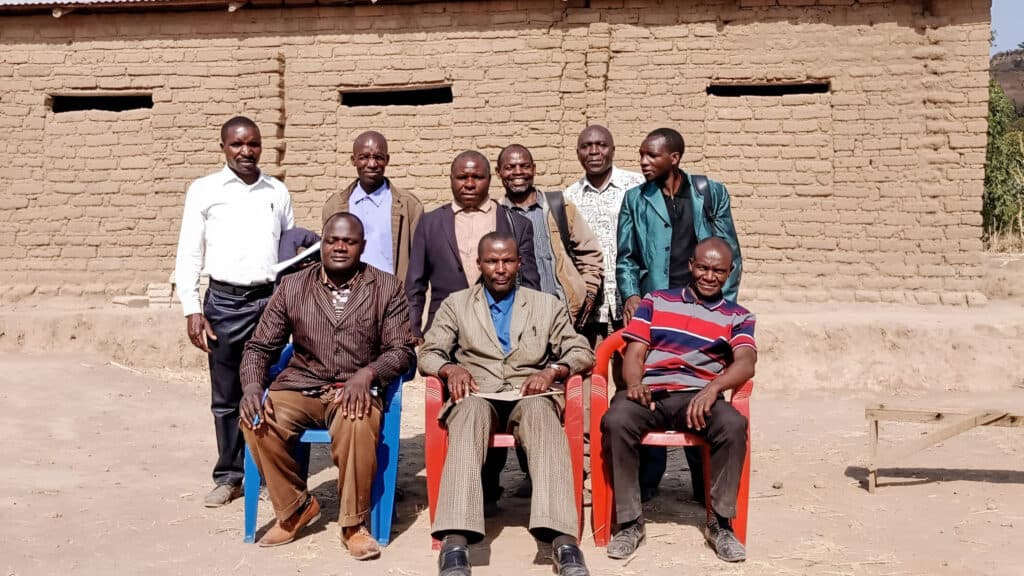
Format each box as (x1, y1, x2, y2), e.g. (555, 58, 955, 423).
(600, 389, 747, 525)
(203, 287, 270, 486)
(580, 319, 700, 493)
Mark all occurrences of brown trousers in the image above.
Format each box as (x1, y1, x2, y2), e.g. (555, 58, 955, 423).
(241, 389, 381, 528)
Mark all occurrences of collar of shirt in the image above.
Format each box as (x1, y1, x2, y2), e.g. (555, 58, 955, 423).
(500, 188, 546, 212)
(673, 169, 692, 198)
(352, 181, 391, 208)
(451, 198, 496, 215)
(219, 164, 271, 188)
(681, 285, 724, 310)
(580, 166, 629, 195)
(484, 285, 516, 315)
(319, 263, 364, 291)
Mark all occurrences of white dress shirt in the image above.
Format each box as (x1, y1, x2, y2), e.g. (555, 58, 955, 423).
(174, 165, 294, 316)
(564, 166, 644, 323)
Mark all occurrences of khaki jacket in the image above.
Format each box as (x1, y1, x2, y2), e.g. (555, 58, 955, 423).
(546, 200, 604, 319)
(501, 194, 604, 320)
(418, 284, 594, 395)
(322, 179, 424, 283)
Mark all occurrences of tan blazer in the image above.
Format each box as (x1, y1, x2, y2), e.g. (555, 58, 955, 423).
(546, 199, 604, 319)
(418, 284, 594, 394)
(322, 179, 424, 283)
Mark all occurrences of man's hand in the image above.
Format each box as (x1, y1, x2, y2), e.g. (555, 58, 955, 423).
(574, 292, 597, 332)
(412, 336, 425, 348)
(186, 313, 217, 353)
(521, 367, 557, 396)
(335, 367, 375, 420)
(441, 364, 478, 404)
(622, 295, 642, 325)
(240, 386, 273, 430)
(626, 379, 653, 410)
(685, 386, 718, 431)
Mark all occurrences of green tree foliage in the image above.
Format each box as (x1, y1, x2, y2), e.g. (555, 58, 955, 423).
(983, 80, 1023, 240)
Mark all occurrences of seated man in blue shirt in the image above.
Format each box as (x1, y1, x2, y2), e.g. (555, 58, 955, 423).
(419, 232, 595, 576)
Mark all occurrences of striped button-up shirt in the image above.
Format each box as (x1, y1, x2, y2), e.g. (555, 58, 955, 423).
(240, 263, 416, 392)
(321, 266, 357, 319)
(501, 191, 565, 302)
(622, 286, 756, 392)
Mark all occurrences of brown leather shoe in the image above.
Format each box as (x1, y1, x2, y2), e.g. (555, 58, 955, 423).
(257, 496, 321, 547)
(341, 524, 381, 560)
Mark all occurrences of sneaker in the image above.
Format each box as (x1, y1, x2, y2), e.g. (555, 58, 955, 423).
(203, 483, 242, 508)
(704, 521, 746, 562)
(513, 476, 533, 498)
(483, 499, 500, 518)
(606, 521, 645, 560)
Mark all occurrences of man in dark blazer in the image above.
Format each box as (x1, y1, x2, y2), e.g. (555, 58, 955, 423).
(406, 150, 540, 340)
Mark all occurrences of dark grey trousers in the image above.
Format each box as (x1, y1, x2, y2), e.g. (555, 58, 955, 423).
(600, 389, 747, 524)
(203, 287, 269, 486)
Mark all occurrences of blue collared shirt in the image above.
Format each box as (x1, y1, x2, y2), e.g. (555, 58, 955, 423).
(349, 181, 394, 274)
(485, 287, 516, 356)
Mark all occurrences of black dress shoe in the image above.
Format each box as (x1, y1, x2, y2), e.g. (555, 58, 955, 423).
(483, 499, 500, 518)
(552, 544, 590, 576)
(438, 544, 471, 576)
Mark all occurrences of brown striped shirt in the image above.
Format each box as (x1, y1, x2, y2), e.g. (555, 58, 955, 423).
(240, 263, 416, 392)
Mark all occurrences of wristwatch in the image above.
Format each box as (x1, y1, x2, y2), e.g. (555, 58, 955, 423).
(546, 362, 568, 382)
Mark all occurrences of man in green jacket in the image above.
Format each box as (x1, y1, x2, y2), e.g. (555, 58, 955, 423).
(615, 127, 743, 502)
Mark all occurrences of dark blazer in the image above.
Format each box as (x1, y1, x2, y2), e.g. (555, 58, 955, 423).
(406, 201, 540, 337)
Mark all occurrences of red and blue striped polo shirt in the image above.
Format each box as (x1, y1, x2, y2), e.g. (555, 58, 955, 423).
(622, 286, 757, 392)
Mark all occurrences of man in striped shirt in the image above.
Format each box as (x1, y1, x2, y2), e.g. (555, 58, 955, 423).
(601, 237, 756, 563)
(238, 212, 416, 559)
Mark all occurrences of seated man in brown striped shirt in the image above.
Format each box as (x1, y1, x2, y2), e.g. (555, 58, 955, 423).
(239, 212, 416, 559)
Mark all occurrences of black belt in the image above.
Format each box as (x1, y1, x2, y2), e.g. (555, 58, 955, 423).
(209, 278, 274, 298)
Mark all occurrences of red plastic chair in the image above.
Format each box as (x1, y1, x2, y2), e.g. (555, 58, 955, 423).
(589, 330, 752, 547)
(425, 375, 587, 550)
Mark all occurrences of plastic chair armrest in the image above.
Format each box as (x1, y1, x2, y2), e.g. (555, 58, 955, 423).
(730, 379, 754, 418)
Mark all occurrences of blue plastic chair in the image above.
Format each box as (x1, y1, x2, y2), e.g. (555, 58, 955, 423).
(243, 343, 413, 545)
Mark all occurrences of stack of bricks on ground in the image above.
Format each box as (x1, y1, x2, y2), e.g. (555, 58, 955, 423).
(0, 0, 991, 305)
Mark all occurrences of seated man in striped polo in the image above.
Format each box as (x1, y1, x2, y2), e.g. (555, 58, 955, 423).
(600, 237, 757, 563)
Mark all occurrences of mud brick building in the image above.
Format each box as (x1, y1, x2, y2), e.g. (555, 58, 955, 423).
(0, 0, 992, 304)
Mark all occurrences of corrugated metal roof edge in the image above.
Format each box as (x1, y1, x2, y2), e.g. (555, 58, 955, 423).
(0, 0, 466, 15)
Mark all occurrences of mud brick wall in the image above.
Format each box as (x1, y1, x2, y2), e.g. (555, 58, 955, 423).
(0, 0, 991, 305)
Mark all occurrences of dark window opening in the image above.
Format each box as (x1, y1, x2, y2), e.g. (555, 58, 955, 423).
(340, 86, 453, 107)
(51, 94, 153, 113)
(706, 82, 830, 97)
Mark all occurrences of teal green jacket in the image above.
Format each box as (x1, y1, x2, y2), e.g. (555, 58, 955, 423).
(616, 172, 743, 302)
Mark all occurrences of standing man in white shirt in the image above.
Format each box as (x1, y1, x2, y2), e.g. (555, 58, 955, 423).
(174, 116, 295, 508)
(563, 125, 644, 346)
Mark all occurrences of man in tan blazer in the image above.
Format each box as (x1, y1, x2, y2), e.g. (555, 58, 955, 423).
(419, 232, 595, 576)
(322, 131, 423, 281)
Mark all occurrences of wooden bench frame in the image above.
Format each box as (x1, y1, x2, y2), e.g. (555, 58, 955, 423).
(865, 404, 1022, 492)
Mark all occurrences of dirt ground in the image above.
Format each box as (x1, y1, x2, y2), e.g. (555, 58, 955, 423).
(2, 349, 1022, 576)
(2, 255, 1024, 575)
